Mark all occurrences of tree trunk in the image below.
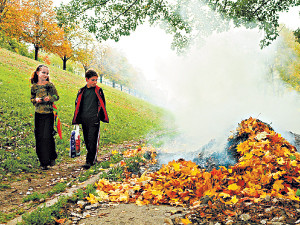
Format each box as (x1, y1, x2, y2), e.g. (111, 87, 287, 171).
(34, 45, 39, 61)
(120, 85, 123, 91)
(112, 81, 115, 88)
(100, 74, 103, 83)
(63, 56, 67, 70)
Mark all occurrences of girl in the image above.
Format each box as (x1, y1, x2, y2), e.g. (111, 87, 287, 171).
(30, 65, 59, 170)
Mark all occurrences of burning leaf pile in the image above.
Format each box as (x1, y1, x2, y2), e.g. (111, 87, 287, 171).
(87, 117, 300, 209)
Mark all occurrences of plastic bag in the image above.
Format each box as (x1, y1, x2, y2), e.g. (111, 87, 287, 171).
(70, 125, 80, 158)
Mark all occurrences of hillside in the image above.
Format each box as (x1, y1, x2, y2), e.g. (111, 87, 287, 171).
(0, 47, 176, 222)
(0, 47, 172, 171)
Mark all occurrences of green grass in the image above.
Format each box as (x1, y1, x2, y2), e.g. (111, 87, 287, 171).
(0, 47, 173, 178)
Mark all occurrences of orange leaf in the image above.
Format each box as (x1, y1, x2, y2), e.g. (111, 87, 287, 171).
(181, 217, 192, 225)
(273, 180, 284, 192)
(55, 218, 66, 224)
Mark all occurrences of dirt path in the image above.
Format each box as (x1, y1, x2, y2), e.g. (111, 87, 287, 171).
(4, 140, 178, 224)
(78, 203, 185, 225)
(3, 139, 189, 225)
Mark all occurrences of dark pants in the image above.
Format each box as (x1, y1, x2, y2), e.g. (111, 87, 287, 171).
(81, 117, 100, 164)
(35, 112, 57, 166)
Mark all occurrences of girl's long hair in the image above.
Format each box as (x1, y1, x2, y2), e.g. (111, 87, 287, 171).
(30, 65, 49, 84)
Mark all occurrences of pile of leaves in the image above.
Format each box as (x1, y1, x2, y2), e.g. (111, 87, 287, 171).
(86, 117, 300, 209)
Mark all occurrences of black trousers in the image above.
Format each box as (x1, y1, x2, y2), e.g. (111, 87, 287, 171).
(81, 117, 100, 164)
(34, 112, 57, 166)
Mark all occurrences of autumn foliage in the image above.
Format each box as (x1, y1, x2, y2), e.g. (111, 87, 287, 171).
(87, 117, 300, 207)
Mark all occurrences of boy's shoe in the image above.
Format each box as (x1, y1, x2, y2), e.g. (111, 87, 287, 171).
(41, 165, 49, 170)
(50, 160, 56, 166)
(82, 163, 91, 169)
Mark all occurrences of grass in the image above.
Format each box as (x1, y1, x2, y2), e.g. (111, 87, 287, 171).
(0, 47, 173, 179)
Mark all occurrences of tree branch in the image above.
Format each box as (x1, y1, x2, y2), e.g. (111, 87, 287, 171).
(67, 0, 110, 20)
(104, 0, 139, 25)
(252, 0, 272, 16)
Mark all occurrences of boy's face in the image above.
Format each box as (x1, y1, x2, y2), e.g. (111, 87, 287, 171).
(86, 76, 98, 88)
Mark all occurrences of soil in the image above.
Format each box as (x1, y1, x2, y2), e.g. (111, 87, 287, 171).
(1, 156, 86, 215)
(1, 140, 162, 223)
(2, 140, 186, 225)
(77, 203, 185, 225)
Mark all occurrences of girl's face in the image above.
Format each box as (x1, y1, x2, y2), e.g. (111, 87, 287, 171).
(37, 66, 49, 82)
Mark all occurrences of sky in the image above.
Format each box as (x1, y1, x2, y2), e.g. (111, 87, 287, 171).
(107, 6, 300, 82)
(52, 0, 300, 154)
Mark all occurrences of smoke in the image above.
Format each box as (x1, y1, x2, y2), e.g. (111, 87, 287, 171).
(112, 3, 300, 160)
(149, 27, 300, 157)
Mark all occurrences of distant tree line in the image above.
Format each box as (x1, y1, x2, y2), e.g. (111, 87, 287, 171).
(0, 0, 140, 89)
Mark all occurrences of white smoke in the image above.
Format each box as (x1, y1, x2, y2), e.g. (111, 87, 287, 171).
(151, 27, 300, 154)
(110, 4, 300, 156)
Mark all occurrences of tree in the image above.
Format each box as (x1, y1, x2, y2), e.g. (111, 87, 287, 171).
(52, 36, 72, 70)
(100, 46, 138, 88)
(51, 22, 75, 70)
(20, 0, 65, 60)
(0, 0, 28, 38)
(294, 28, 300, 44)
(57, 0, 299, 51)
(205, 0, 299, 47)
(92, 44, 109, 83)
(0, 0, 8, 22)
(73, 33, 98, 72)
(275, 27, 300, 91)
(74, 47, 97, 72)
(56, 0, 192, 52)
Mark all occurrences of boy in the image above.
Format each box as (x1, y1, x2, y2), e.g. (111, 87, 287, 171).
(72, 69, 109, 169)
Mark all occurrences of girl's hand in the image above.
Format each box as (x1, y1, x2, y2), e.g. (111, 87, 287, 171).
(44, 96, 50, 102)
(35, 98, 42, 103)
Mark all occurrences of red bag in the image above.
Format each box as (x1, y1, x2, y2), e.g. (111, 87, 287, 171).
(53, 104, 62, 139)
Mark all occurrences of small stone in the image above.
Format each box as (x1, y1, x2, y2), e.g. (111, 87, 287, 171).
(77, 201, 87, 208)
(264, 195, 271, 201)
(265, 207, 274, 213)
(75, 208, 82, 213)
(62, 219, 73, 225)
(271, 217, 280, 222)
(83, 212, 91, 218)
(70, 212, 82, 218)
(71, 217, 80, 221)
(85, 203, 99, 210)
(240, 213, 251, 221)
(164, 218, 173, 225)
(39, 198, 45, 203)
(261, 219, 267, 224)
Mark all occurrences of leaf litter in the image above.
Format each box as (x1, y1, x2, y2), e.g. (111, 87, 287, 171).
(83, 117, 300, 224)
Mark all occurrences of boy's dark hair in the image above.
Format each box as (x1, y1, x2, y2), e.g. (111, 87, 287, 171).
(85, 69, 98, 79)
